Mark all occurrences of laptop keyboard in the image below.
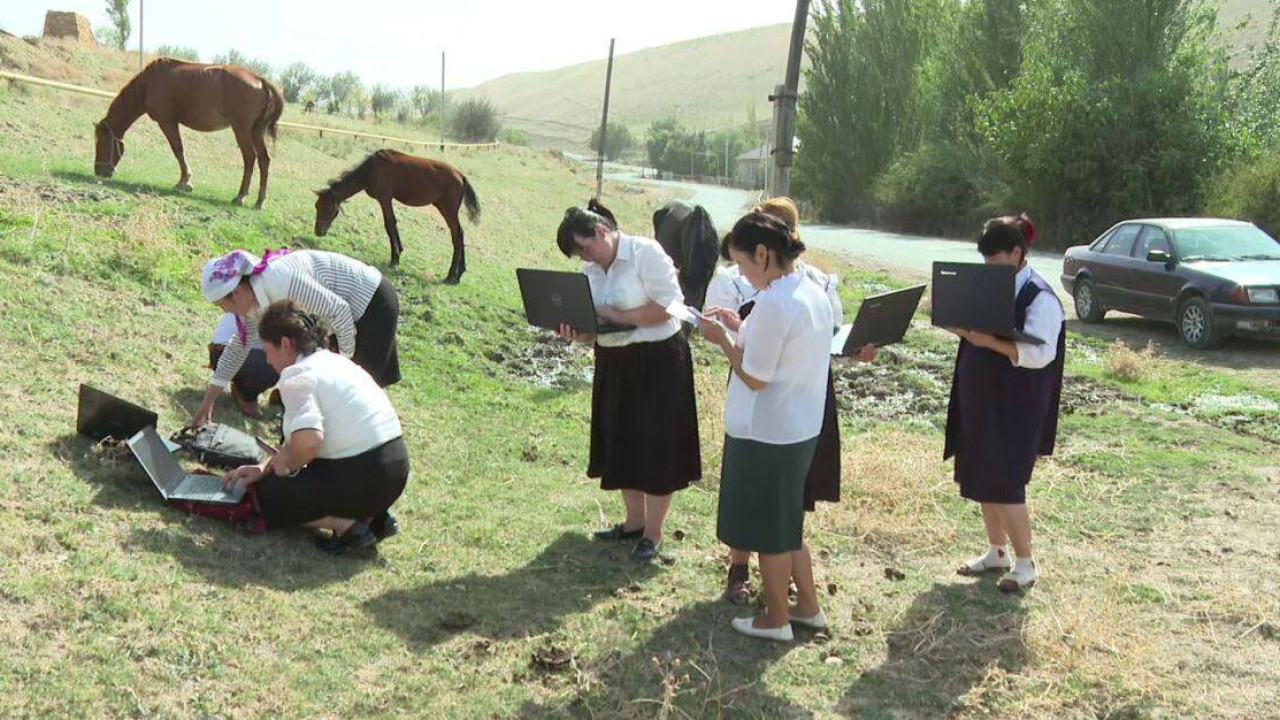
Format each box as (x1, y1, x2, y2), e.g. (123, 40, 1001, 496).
(177, 473, 239, 502)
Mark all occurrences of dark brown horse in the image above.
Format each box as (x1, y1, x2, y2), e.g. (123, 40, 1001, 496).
(314, 149, 481, 284)
(94, 59, 284, 207)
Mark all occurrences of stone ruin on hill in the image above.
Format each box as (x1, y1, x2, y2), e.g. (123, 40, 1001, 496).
(42, 11, 98, 48)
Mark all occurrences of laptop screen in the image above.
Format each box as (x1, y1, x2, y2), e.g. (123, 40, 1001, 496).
(77, 384, 158, 440)
(127, 427, 186, 497)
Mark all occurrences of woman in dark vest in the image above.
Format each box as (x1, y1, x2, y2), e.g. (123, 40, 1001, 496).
(554, 201, 702, 563)
(943, 214, 1065, 592)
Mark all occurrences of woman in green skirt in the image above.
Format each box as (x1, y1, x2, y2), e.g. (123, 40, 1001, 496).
(698, 210, 833, 642)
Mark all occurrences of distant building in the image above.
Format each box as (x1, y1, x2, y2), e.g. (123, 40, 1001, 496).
(734, 145, 769, 189)
(42, 11, 98, 48)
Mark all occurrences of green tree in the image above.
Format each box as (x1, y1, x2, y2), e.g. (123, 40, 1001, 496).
(590, 122, 634, 161)
(104, 0, 131, 51)
(370, 85, 399, 120)
(449, 97, 502, 141)
(410, 85, 440, 119)
(155, 44, 199, 61)
(213, 49, 247, 66)
(279, 62, 318, 104)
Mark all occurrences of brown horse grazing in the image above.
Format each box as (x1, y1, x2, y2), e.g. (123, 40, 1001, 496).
(94, 59, 284, 208)
(314, 149, 481, 284)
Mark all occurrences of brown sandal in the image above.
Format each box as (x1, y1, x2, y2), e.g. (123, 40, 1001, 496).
(723, 563, 752, 605)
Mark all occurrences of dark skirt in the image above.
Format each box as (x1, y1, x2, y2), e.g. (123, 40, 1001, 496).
(255, 436, 410, 529)
(717, 435, 818, 554)
(353, 277, 401, 388)
(588, 333, 702, 495)
(803, 369, 841, 511)
(949, 343, 1039, 504)
(208, 344, 279, 402)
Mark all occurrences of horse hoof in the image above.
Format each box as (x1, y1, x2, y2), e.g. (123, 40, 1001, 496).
(231, 197, 245, 206)
(443, 276, 460, 285)
(176, 183, 193, 193)
(253, 202, 265, 211)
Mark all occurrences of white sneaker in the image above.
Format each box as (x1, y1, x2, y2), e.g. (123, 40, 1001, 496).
(789, 609, 828, 630)
(731, 616, 794, 642)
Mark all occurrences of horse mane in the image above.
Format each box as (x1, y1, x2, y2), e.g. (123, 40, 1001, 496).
(322, 150, 392, 196)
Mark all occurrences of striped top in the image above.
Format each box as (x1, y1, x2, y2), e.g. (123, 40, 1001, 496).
(210, 250, 382, 389)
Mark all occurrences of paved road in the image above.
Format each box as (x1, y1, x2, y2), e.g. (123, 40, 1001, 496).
(611, 173, 1068, 296)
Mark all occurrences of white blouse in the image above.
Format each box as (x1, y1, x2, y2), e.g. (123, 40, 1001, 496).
(724, 267, 833, 444)
(1013, 264, 1065, 369)
(211, 250, 382, 389)
(706, 262, 843, 328)
(278, 349, 402, 460)
(582, 233, 684, 348)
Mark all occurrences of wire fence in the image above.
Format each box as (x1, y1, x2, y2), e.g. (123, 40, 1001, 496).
(0, 69, 500, 151)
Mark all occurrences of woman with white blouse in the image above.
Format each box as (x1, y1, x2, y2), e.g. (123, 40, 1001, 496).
(221, 301, 410, 554)
(193, 247, 401, 427)
(555, 202, 702, 563)
(698, 210, 833, 642)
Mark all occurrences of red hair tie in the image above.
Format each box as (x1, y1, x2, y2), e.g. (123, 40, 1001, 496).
(1016, 215, 1036, 246)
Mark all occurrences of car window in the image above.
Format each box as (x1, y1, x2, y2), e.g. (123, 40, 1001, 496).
(1101, 224, 1141, 257)
(1136, 226, 1171, 259)
(1174, 225, 1280, 262)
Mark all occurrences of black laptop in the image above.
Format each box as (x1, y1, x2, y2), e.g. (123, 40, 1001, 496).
(930, 262, 1044, 345)
(516, 269, 635, 335)
(76, 384, 159, 440)
(831, 284, 926, 356)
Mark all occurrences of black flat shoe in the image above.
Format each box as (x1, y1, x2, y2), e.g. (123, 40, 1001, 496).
(370, 511, 400, 540)
(315, 522, 377, 555)
(593, 523, 643, 541)
(631, 537, 660, 562)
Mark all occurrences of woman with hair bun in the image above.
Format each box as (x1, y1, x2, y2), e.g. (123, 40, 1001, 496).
(697, 209, 832, 642)
(553, 200, 701, 563)
(944, 213, 1065, 592)
(221, 300, 410, 554)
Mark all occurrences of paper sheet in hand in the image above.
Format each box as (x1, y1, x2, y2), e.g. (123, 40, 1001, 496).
(665, 302, 703, 327)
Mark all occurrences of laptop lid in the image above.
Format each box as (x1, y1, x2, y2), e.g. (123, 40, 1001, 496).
(77, 384, 159, 440)
(516, 269, 633, 335)
(930, 262, 1018, 333)
(127, 426, 186, 498)
(833, 284, 926, 355)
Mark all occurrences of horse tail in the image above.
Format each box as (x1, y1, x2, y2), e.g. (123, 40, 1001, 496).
(461, 175, 481, 224)
(257, 81, 284, 145)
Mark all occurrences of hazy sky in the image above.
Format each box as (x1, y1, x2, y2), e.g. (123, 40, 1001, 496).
(5, 1, 794, 88)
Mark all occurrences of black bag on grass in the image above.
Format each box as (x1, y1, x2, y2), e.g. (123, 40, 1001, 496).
(170, 423, 263, 469)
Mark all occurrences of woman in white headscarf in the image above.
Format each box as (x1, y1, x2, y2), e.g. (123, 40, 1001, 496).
(193, 247, 401, 427)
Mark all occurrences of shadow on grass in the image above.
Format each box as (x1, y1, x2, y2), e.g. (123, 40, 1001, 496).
(838, 581, 1028, 719)
(49, 432, 369, 590)
(363, 532, 657, 651)
(51, 169, 246, 211)
(515, 599, 809, 719)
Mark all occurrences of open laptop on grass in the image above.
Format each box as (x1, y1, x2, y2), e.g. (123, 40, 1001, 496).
(128, 426, 245, 505)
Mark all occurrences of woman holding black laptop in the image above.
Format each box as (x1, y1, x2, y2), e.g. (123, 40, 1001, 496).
(554, 200, 701, 563)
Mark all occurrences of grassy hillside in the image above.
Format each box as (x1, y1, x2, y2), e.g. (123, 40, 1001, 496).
(1, 37, 1279, 720)
(459, 24, 792, 149)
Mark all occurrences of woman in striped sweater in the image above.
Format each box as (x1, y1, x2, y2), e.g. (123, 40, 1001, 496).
(193, 248, 401, 427)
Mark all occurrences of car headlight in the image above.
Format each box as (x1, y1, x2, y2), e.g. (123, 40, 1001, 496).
(1247, 287, 1279, 304)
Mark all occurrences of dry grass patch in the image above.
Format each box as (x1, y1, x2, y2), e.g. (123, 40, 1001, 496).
(1103, 340, 1160, 383)
(813, 430, 958, 553)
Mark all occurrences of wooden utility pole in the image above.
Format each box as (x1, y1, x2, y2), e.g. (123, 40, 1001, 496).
(137, 0, 144, 72)
(439, 52, 446, 152)
(595, 38, 616, 200)
(769, 0, 810, 198)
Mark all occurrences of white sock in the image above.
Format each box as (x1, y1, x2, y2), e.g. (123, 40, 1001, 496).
(984, 545, 1009, 565)
(1013, 557, 1036, 574)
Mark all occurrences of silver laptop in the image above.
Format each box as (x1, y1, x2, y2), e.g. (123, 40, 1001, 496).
(127, 426, 245, 505)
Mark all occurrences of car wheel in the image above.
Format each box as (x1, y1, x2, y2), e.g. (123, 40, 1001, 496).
(1074, 278, 1106, 323)
(1178, 296, 1221, 349)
